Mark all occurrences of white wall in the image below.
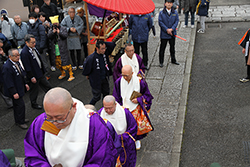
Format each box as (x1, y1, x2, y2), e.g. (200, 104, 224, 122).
(1, 0, 30, 21)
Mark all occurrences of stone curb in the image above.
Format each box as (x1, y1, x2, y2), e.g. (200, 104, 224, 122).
(169, 21, 197, 167)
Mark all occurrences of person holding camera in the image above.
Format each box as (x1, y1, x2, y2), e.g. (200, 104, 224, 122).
(38, 12, 57, 72)
(0, 9, 16, 49)
(48, 15, 75, 82)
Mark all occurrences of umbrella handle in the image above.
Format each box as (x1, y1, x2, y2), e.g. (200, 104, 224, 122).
(175, 35, 187, 41)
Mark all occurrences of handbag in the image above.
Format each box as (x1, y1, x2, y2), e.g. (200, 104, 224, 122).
(55, 43, 60, 56)
(131, 105, 153, 136)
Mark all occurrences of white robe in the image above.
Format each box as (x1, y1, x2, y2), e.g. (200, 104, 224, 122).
(121, 53, 139, 75)
(44, 98, 90, 167)
(100, 102, 127, 135)
(121, 73, 140, 112)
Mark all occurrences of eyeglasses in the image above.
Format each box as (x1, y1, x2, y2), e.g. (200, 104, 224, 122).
(125, 49, 134, 53)
(45, 104, 73, 123)
(29, 41, 36, 44)
(13, 54, 20, 57)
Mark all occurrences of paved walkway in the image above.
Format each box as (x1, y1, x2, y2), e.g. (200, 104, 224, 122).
(135, 7, 196, 167)
(136, 3, 250, 167)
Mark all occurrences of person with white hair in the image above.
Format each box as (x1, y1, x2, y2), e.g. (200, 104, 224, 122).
(2, 49, 30, 129)
(98, 95, 137, 167)
(61, 6, 83, 70)
(11, 15, 29, 48)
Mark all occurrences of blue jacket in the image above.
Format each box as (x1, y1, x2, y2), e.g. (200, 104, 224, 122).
(158, 7, 179, 39)
(2, 59, 27, 98)
(20, 45, 46, 80)
(27, 19, 46, 50)
(196, 0, 209, 16)
(0, 33, 11, 48)
(129, 14, 152, 43)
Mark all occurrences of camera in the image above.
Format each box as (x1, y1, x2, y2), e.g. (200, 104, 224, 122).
(2, 15, 9, 22)
(53, 24, 59, 29)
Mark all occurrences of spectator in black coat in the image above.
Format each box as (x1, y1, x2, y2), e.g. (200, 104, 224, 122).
(82, 41, 112, 105)
(2, 49, 30, 129)
(0, 40, 13, 108)
(41, 0, 59, 22)
(20, 34, 52, 109)
(38, 12, 56, 72)
(27, 12, 51, 79)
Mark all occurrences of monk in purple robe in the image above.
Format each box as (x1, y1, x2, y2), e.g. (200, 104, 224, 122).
(0, 150, 11, 167)
(98, 95, 137, 167)
(24, 87, 117, 167)
(84, 104, 122, 156)
(113, 43, 145, 83)
(113, 65, 154, 150)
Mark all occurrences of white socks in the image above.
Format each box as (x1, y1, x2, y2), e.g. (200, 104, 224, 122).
(136, 140, 141, 150)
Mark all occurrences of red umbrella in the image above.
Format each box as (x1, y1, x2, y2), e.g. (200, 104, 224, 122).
(83, 0, 155, 15)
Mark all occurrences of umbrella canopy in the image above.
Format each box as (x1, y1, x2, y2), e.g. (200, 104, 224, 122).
(83, 0, 155, 15)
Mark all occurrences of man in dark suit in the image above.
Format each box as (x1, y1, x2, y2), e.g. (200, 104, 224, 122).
(2, 49, 30, 129)
(21, 34, 52, 109)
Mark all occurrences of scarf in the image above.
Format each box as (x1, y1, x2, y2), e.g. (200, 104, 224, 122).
(100, 102, 127, 135)
(121, 73, 140, 112)
(44, 98, 90, 167)
(121, 53, 139, 75)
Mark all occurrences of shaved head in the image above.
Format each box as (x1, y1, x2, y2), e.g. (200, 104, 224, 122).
(43, 87, 75, 129)
(122, 65, 133, 74)
(121, 65, 133, 83)
(43, 87, 73, 109)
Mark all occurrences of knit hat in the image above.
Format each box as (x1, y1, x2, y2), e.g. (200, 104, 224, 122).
(49, 15, 59, 24)
(0, 9, 8, 16)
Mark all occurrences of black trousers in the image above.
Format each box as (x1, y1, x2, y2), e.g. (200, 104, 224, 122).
(70, 49, 82, 67)
(9, 39, 17, 48)
(90, 78, 110, 105)
(245, 56, 250, 78)
(48, 48, 55, 67)
(159, 37, 176, 64)
(29, 76, 52, 105)
(12, 97, 25, 124)
(82, 42, 88, 59)
(133, 41, 148, 66)
(39, 49, 50, 77)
